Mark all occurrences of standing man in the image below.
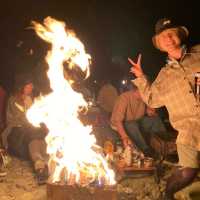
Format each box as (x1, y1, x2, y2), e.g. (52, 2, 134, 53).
(129, 18, 200, 199)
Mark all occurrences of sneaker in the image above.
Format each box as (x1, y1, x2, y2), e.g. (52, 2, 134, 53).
(35, 165, 48, 185)
(34, 159, 48, 185)
(0, 148, 11, 168)
(0, 148, 10, 177)
(0, 167, 7, 177)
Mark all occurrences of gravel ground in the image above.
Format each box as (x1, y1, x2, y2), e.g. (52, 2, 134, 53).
(0, 156, 166, 200)
(1, 156, 199, 200)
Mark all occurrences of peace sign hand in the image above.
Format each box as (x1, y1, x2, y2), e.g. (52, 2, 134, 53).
(128, 54, 144, 78)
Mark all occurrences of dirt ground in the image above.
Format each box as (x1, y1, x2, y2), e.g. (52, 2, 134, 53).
(0, 156, 200, 200)
(0, 157, 46, 200)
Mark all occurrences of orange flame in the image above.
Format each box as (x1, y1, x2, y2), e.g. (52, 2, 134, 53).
(26, 17, 115, 186)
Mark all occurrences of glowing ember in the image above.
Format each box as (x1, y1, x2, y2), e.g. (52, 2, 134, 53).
(26, 17, 115, 186)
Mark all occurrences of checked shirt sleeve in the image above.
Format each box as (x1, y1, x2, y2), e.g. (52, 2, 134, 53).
(133, 72, 165, 108)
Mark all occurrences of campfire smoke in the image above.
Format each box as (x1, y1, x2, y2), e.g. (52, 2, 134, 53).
(26, 17, 115, 186)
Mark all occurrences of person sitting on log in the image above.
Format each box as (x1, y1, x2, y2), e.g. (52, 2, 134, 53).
(2, 74, 49, 185)
(110, 79, 168, 158)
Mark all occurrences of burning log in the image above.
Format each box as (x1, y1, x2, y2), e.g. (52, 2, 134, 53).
(47, 182, 117, 200)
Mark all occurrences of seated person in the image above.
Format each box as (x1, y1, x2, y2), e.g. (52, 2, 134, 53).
(110, 81, 168, 157)
(96, 80, 118, 116)
(80, 103, 118, 149)
(2, 76, 48, 184)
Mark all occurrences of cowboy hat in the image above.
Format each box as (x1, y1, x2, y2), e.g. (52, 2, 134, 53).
(152, 18, 189, 50)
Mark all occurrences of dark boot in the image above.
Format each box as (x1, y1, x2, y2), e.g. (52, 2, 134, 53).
(165, 167, 198, 199)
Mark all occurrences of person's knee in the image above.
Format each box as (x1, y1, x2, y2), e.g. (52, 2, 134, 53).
(29, 139, 46, 161)
(29, 139, 43, 148)
(182, 167, 198, 180)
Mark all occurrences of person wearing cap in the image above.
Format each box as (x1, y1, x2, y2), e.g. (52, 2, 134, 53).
(1, 76, 49, 184)
(128, 18, 200, 199)
(110, 81, 167, 157)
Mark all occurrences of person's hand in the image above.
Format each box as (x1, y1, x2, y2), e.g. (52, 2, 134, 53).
(128, 54, 144, 77)
(146, 107, 157, 117)
(121, 135, 133, 148)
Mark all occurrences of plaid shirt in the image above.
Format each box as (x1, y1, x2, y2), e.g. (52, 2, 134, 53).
(133, 44, 200, 150)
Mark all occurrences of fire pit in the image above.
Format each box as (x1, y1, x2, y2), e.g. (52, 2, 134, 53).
(47, 182, 117, 200)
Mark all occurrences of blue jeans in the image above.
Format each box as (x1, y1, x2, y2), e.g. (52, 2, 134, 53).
(124, 115, 167, 152)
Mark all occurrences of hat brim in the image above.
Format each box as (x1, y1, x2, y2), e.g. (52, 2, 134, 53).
(152, 26, 189, 50)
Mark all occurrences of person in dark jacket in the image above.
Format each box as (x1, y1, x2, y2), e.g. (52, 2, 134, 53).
(2, 76, 48, 184)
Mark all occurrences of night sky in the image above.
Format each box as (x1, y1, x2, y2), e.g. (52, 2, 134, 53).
(0, 0, 199, 92)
